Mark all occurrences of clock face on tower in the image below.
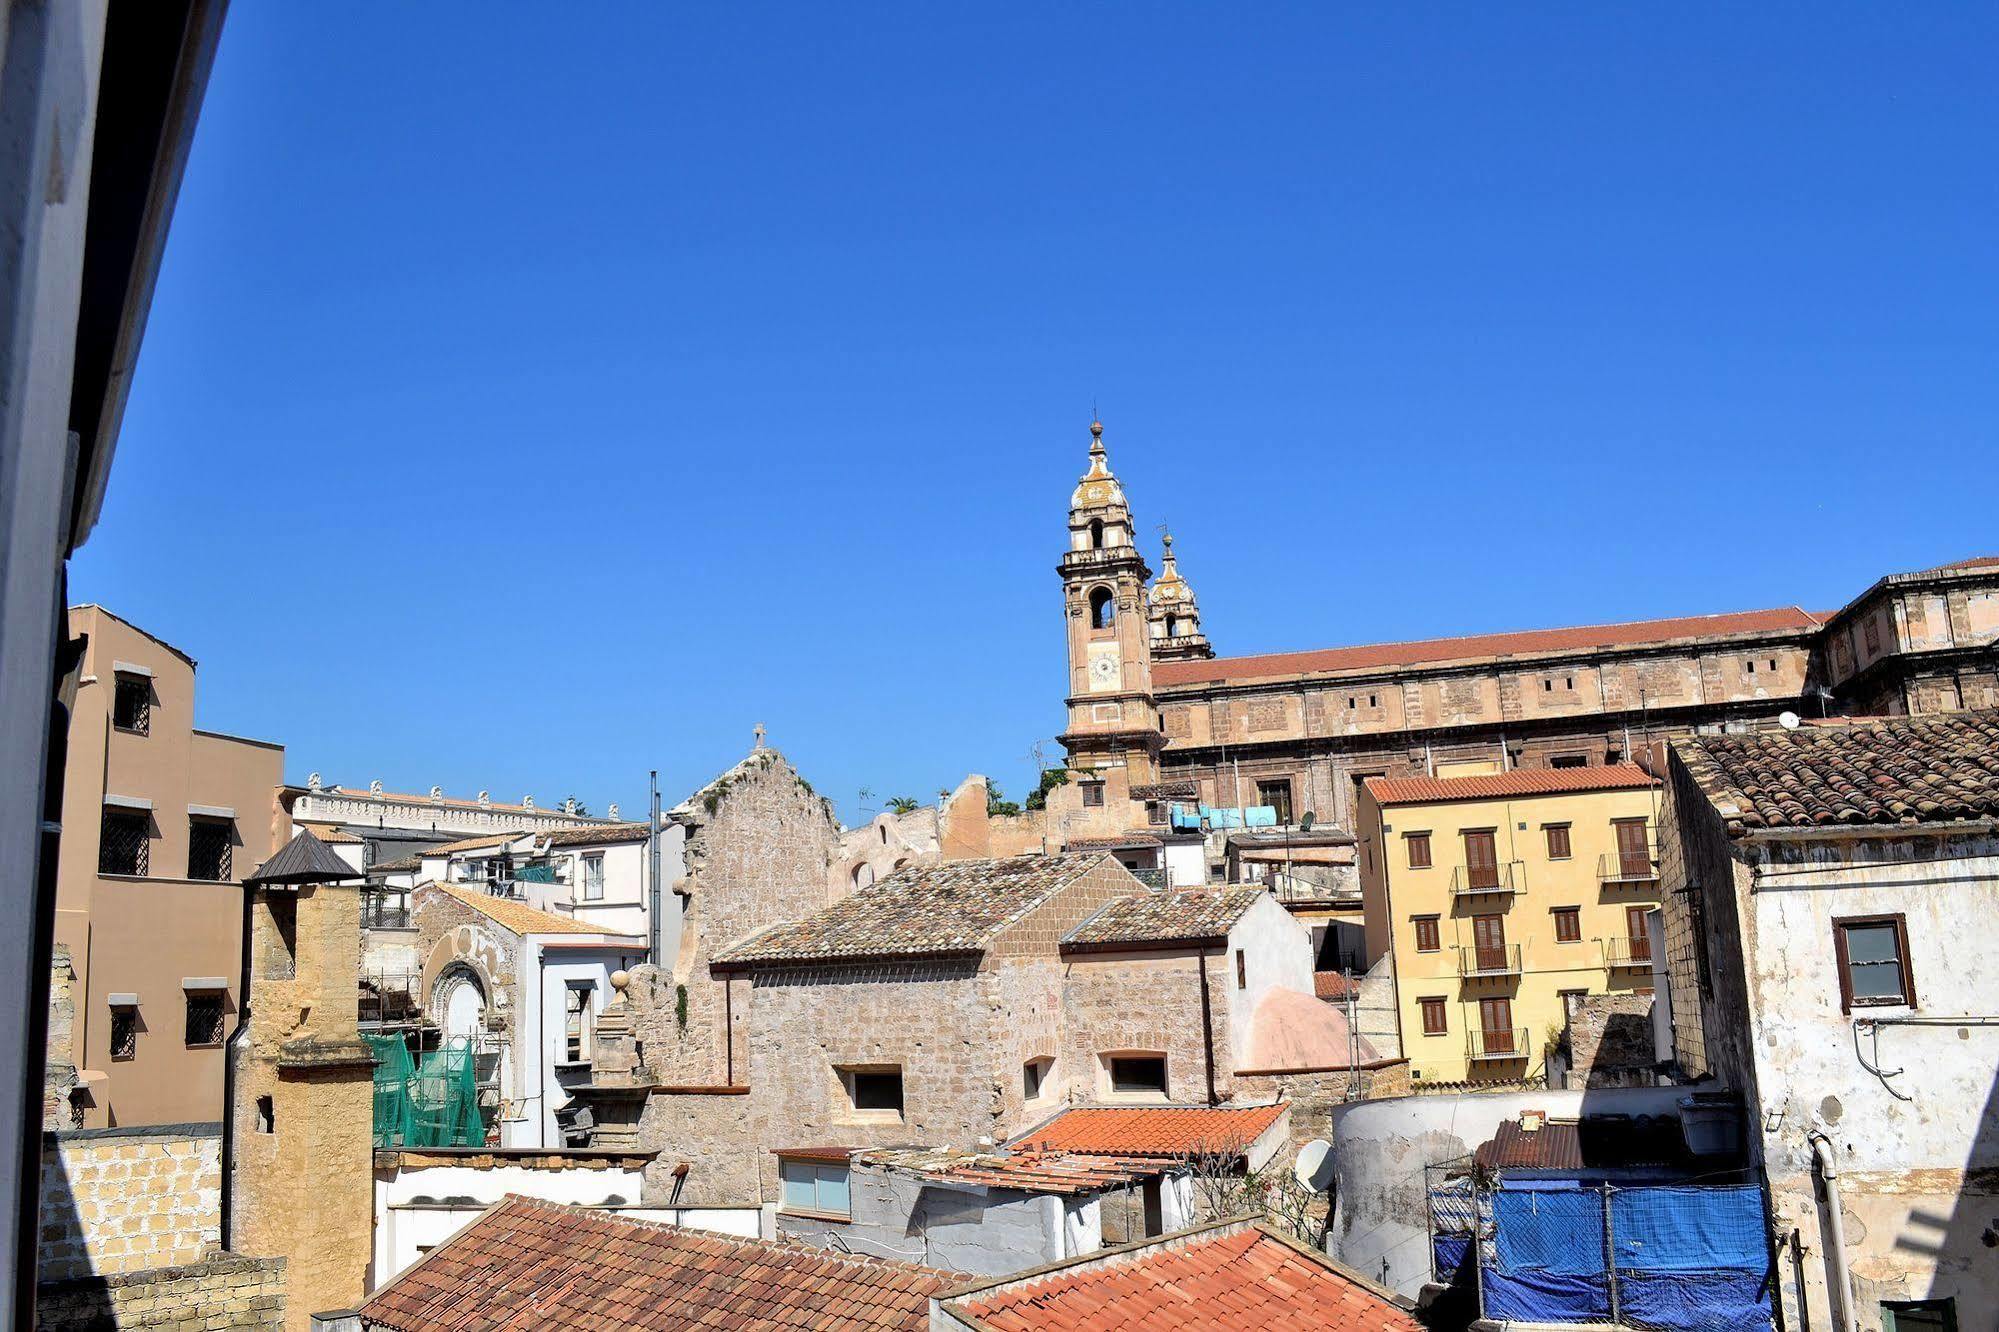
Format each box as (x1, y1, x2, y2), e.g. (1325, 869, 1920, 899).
(1088, 650, 1120, 691)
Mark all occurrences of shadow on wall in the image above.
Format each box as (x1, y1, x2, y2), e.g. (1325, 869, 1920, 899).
(34, 1147, 120, 1324)
(1909, 1026, 1999, 1315)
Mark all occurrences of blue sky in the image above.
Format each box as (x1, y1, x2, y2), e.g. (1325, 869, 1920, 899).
(73, 5, 1997, 823)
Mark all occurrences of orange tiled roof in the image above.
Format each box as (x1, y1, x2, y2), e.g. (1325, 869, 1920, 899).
(424, 832, 527, 857)
(1153, 606, 1823, 688)
(1009, 1103, 1288, 1159)
(944, 1219, 1423, 1331)
(1363, 763, 1660, 807)
(1314, 971, 1358, 1001)
(360, 1195, 957, 1332)
(1063, 887, 1267, 950)
(427, 883, 608, 937)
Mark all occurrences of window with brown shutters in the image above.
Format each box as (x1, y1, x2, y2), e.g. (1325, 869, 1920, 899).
(1544, 824, 1572, 860)
(1405, 832, 1432, 869)
(1413, 916, 1440, 953)
(1463, 829, 1499, 889)
(1419, 997, 1448, 1036)
(1552, 906, 1581, 943)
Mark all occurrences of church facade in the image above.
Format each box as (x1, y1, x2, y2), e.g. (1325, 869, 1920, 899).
(1049, 422, 1999, 843)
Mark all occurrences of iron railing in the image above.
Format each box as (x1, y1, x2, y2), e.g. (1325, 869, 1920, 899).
(360, 971, 424, 1028)
(1457, 943, 1523, 979)
(361, 893, 411, 930)
(1467, 1026, 1531, 1061)
(1450, 861, 1521, 898)
(1603, 936, 1654, 968)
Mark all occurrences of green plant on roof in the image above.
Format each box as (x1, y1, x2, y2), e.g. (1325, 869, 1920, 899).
(1025, 768, 1070, 812)
(886, 796, 919, 814)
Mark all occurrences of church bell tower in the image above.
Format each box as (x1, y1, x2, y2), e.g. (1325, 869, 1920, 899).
(1058, 421, 1163, 789)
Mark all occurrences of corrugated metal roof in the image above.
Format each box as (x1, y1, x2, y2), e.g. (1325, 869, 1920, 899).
(245, 831, 365, 885)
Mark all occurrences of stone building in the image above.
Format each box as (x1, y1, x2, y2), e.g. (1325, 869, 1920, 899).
(53, 606, 288, 1127)
(1657, 711, 1999, 1330)
(1040, 421, 1999, 852)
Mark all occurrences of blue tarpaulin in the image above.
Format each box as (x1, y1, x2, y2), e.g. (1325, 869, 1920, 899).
(1611, 1185, 1768, 1273)
(1618, 1270, 1776, 1332)
(1432, 1235, 1475, 1288)
(1483, 1269, 1613, 1323)
(1494, 1189, 1609, 1277)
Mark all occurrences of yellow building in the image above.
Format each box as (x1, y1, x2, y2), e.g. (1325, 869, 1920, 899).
(1356, 765, 1663, 1085)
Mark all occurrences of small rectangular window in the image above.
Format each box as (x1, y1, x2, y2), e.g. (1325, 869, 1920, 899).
(563, 981, 595, 1061)
(1544, 824, 1572, 860)
(1552, 906, 1581, 943)
(1551, 754, 1588, 769)
(1419, 997, 1447, 1036)
(1108, 1055, 1167, 1096)
(843, 1066, 904, 1114)
(1405, 832, 1432, 870)
(582, 853, 605, 901)
(112, 674, 151, 735)
(1023, 1057, 1052, 1100)
(1834, 915, 1915, 1011)
(779, 1159, 851, 1217)
(99, 809, 149, 876)
(1368, 694, 1377, 707)
(1235, 949, 1247, 989)
(1081, 782, 1105, 808)
(187, 818, 233, 881)
(110, 1005, 138, 1060)
(1413, 916, 1440, 953)
(185, 991, 226, 1047)
(1881, 1298, 1958, 1332)
(1256, 779, 1293, 825)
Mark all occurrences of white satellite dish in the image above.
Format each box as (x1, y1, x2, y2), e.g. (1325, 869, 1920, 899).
(1293, 1139, 1336, 1192)
(1779, 711, 1801, 730)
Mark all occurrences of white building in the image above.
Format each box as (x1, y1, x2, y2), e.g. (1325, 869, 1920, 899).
(411, 820, 684, 942)
(1662, 712, 1999, 1331)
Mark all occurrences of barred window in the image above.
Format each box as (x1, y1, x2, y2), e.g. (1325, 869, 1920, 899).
(110, 1005, 138, 1060)
(113, 674, 151, 735)
(99, 809, 149, 876)
(185, 991, 226, 1046)
(188, 819, 233, 881)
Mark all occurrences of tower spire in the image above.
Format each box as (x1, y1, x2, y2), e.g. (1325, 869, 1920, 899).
(1147, 524, 1214, 662)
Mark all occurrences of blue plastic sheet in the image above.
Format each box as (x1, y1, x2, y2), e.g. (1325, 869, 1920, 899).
(1618, 1270, 1774, 1331)
(1483, 1269, 1613, 1323)
(1611, 1185, 1768, 1273)
(1494, 1188, 1609, 1276)
(1432, 1234, 1474, 1287)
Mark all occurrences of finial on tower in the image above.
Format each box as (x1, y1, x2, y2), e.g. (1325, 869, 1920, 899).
(753, 722, 766, 750)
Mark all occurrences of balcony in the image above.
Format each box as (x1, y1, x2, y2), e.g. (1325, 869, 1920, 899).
(360, 971, 423, 1028)
(1603, 936, 1654, 968)
(361, 893, 411, 930)
(1467, 1027, 1531, 1061)
(1457, 943, 1523, 979)
(1599, 852, 1663, 880)
(1450, 861, 1521, 900)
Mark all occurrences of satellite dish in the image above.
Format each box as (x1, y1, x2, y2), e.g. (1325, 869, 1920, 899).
(1779, 711, 1801, 730)
(1293, 1138, 1336, 1191)
(1300, 811, 1316, 832)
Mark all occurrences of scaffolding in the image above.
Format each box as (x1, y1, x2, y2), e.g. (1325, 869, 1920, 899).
(366, 1033, 487, 1148)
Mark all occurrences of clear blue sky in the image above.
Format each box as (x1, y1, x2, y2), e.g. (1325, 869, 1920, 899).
(73, 5, 1997, 823)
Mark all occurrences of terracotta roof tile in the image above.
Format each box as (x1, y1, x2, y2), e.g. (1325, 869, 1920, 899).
(1677, 710, 1999, 836)
(541, 822, 652, 848)
(360, 1195, 956, 1332)
(424, 831, 527, 856)
(945, 1220, 1422, 1331)
(1063, 888, 1267, 950)
(1009, 1104, 1288, 1159)
(1472, 1114, 1695, 1172)
(1314, 972, 1358, 1001)
(861, 1148, 1159, 1196)
(712, 854, 1117, 966)
(1363, 763, 1659, 806)
(1154, 606, 1823, 687)
(425, 882, 611, 937)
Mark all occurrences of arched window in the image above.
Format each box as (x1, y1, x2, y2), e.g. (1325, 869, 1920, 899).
(879, 824, 888, 845)
(852, 863, 875, 891)
(433, 965, 487, 1040)
(1090, 587, 1115, 630)
(1088, 519, 1105, 550)
(1165, 613, 1179, 638)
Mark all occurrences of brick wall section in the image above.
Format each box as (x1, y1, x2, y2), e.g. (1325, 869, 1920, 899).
(1061, 951, 1231, 1104)
(39, 1125, 222, 1281)
(1657, 749, 1757, 1085)
(1231, 1066, 1410, 1153)
(1564, 992, 1655, 1087)
(36, 1253, 285, 1331)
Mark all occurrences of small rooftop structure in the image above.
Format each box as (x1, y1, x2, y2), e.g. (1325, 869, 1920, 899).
(1009, 1104, 1288, 1160)
(245, 830, 366, 886)
(358, 1194, 957, 1331)
(712, 853, 1120, 966)
(1471, 1111, 1705, 1174)
(1062, 887, 1267, 952)
(1676, 709, 1999, 835)
(1363, 763, 1661, 807)
(936, 1216, 1422, 1331)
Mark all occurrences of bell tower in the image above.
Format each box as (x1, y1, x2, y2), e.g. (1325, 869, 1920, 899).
(1058, 421, 1163, 789)
(1146, 528, 1215, 662)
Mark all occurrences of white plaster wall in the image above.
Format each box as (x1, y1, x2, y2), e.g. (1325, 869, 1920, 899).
(777, 1165, 1071, 1275)
(1224, 892, 1315, 1065)
(525, 945, 643, 1147)
(1163, 841, 1205, 888)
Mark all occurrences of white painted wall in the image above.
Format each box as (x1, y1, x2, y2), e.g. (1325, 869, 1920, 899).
(508, 940, 645, 1148)
(1223, 892, 1316, 1064)
(1163, 840, 1205, 888)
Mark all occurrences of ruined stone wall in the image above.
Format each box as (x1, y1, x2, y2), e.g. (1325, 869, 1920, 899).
(1656, 751, 1755, 1085)
(45, 944, 82, 1130)
(36, 1253, 286, 1331)
(39, 1125, 222, 1281)
(634, 1089, 764, 1207)
(1230, 1065, 1410, 1154)
(410, 887, 519, 1024)
(1562, 991, 1656, 1088)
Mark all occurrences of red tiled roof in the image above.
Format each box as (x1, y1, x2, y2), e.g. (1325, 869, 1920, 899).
(945, 1219, 1422, 1331)
(1010, 1104, 1288, 1159)
(1472, 1114, 1695, 1173)
(1363, 763, 1660, 807)
(1154, 606, 1823, 687)
(1314, 972, 1358, 1001)
(1063, 887, 1267, 950)
(360, 1195, 957, 1332)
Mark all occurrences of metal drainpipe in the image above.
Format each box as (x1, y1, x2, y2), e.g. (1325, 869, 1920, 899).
(218, 884, 254, 1250)
(1197, 946, 1217, 1106)
(1808, 1131, 1856, 1332)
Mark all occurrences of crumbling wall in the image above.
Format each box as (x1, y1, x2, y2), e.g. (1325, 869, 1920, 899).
(39, 1124, 222, 1280)
(36, 1253, 286, 1331)
(1563, 991, 1656, 1088)
(45, 944, 82, 1130)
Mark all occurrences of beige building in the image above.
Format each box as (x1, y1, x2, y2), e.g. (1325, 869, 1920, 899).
(52, 606, 287, 1127)
(1356, 764, 1663, 1084)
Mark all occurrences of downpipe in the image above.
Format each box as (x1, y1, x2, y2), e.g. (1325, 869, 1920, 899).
(1807, 1131, 1855, 1332)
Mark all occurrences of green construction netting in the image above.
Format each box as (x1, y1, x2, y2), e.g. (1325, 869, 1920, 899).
(367, 1033, 486, 1148)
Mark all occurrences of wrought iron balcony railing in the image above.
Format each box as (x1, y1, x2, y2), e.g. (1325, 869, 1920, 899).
(361, 896, 411, 930)
(1467, 1027, 1532, 1061)
(1603, 936, 1654, 968)
(1457, 943, 1523, 979)
(1449, 861, 1521, 899)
